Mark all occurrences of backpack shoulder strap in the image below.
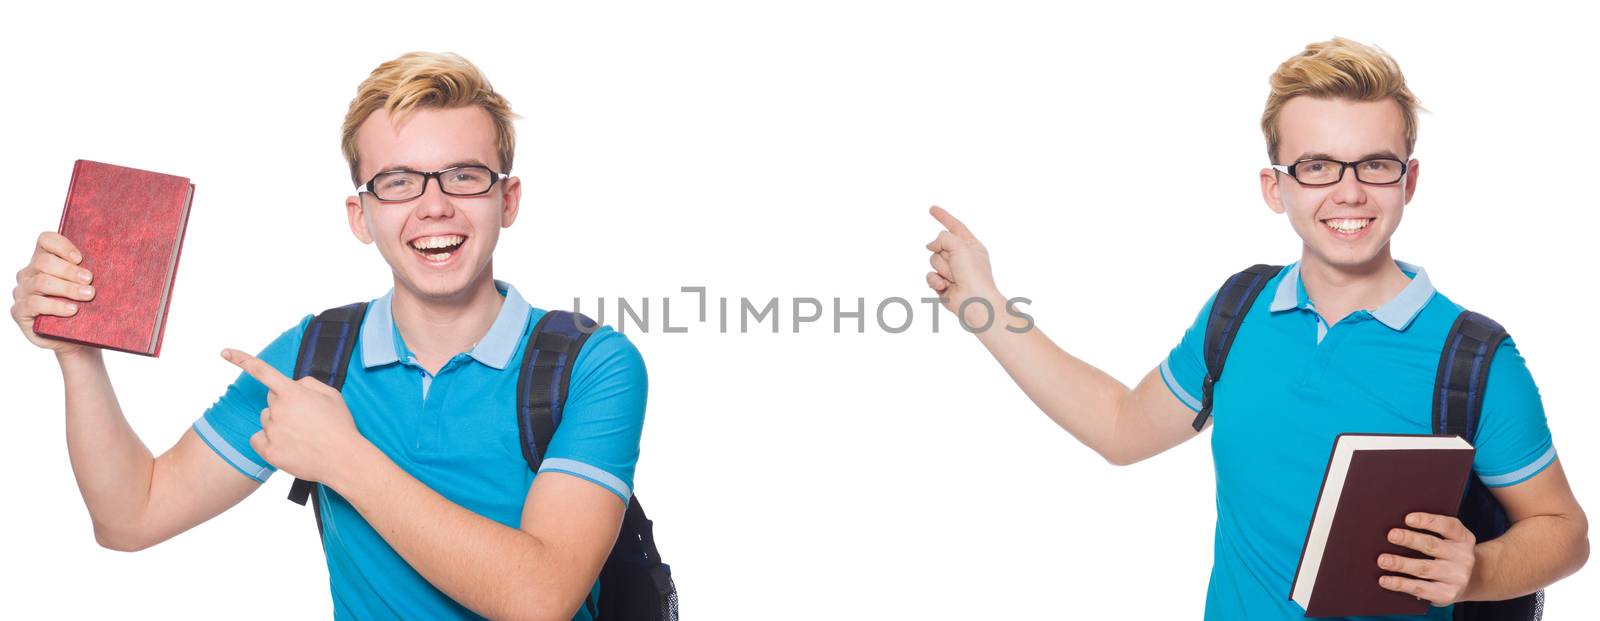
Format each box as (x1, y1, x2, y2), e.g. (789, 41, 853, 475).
(517, 310, 610, 618)
(1190, 264, 1284, 432)
(1432, 310, 1509, 443)
(1434, 313, 1545, 620)
(519, 310, 679, 619)
(517, 310, 600, 470)
(287, 301, 369, 509)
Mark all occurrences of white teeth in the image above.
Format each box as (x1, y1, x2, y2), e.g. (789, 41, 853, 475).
(1324, 218, 1371, 233)
(410, 234, 464, 250)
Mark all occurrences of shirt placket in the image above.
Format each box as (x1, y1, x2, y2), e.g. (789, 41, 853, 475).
(403, 353, 442, 452)
(1300, 308, 1375, 387)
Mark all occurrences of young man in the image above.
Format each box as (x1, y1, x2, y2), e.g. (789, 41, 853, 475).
(923, 38, 1587, 618)
(12, 52, 646, 620)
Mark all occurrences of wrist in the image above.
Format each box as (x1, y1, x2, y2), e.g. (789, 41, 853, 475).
(1460, 540, 1498, 603)
(326, 437, 385, 495)
(955, 289, 1008, 331)
(55, 346, 102, 368)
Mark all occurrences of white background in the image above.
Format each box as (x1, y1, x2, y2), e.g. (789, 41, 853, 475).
(3, 1, 1596, 618)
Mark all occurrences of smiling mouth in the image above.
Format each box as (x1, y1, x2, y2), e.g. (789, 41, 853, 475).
(408, 234, 467, 262)
(1321, 218, 1374, 234)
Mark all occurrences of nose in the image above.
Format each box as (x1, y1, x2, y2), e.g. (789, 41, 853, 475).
(1327, 166, 1368, 206)
(413, 175, 457, 219)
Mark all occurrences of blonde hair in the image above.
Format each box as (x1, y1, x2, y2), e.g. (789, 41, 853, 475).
(1261, 37, 1422, 163)
(341, 52, 520, 186)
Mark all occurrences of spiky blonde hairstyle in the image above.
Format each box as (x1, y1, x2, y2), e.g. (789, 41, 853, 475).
(1261, 37, 1423, 163)
(341, 51, 520, 186)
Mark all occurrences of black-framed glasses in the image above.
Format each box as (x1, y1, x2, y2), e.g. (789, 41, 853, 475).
(356, 165, 509, 202)
(1270, 157, 1408, 187)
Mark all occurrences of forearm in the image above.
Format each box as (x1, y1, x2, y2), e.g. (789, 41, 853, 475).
(1465, 513, 1589, 602)
(967, 293, 1131, 458)
(57, 348, 157, 545)
(333, 443, 579, 621)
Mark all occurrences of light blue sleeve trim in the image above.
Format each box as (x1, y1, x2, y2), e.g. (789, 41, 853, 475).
(1479, 445, 1557, 488)
(1160, 357, 1202, 412)
(538, 457, 632, 503)
(192, 418, 270, 483)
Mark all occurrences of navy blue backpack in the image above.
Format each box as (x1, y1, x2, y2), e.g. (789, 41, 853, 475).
(1193, 264, 1541, 621)
(283, 303, 677, 621)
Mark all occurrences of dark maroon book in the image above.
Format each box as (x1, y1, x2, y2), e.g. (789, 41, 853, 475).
(34, 160, 194, 357)
(1290, 433, 1476, 618)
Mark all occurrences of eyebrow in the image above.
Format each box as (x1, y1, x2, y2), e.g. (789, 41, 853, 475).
(1291, 150, 1403, 162)
(375, 159, 493, 173)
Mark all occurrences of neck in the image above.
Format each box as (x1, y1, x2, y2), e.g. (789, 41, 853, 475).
(389, 265, 504, 361)
(1298, 244, 1411, 325)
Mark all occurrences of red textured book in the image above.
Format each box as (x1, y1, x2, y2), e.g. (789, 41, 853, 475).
(34, 160, 194, 357)
(1290, 433, 1476, 618)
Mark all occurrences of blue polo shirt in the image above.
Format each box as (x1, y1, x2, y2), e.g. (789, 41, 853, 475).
(192, 279, 647, 621)
(1160, 261, 1555, 620)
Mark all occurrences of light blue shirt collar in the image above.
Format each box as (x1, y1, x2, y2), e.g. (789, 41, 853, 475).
(361, 279, 531, 370)
(1269, 260, 1435, 331)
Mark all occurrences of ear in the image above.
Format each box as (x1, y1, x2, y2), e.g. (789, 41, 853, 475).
(347, 194, 374, 244)
(1260, 167, 1287, 215)
(1402, 159, 1420, 204)
(499, 175, 522, 228)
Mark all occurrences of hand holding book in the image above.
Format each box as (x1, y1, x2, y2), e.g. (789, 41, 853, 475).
(11, 231, 98, 359)
(26, 160, 194, 357)
(1289, 433, 1476, 617)
(1377, 511, 1478, 606)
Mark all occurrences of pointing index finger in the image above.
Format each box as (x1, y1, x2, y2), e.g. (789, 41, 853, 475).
(929, 205, 975, 239)
(222, 348, 293, 393)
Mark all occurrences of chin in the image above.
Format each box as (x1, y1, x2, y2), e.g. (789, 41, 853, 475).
(1293, 217, 1396, 270)
(394, 258, 487, 301)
